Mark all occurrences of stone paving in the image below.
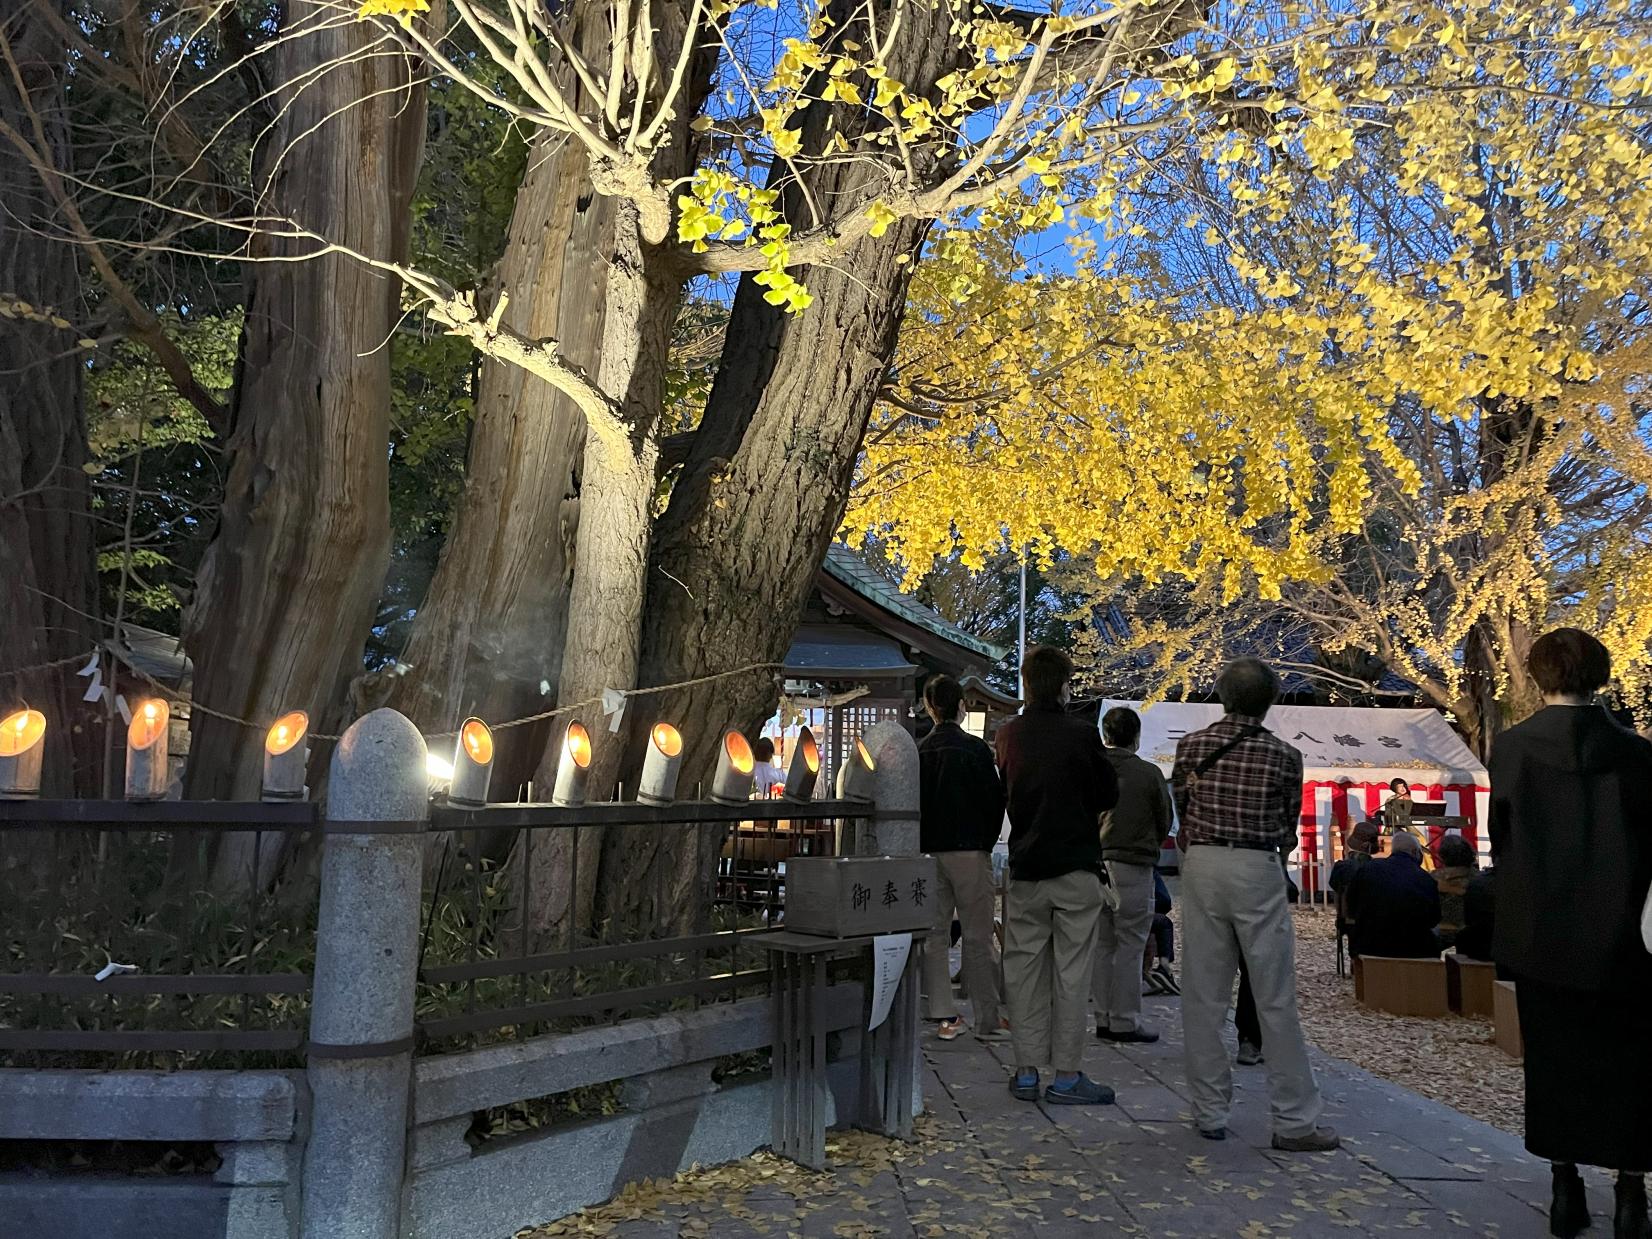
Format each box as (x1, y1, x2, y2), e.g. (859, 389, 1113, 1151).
(526, 986, 1601, 1238)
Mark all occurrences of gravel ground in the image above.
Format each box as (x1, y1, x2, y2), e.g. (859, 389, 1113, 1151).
(1286, 904, 1526, 1136)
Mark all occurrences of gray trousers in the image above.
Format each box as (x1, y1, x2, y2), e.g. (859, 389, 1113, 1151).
(921, 850, 1003, 1029)
(1004, 869, 1103, 1073)
(1181, 846, 1323, 1138)
(1091, 859, 1155, 1033)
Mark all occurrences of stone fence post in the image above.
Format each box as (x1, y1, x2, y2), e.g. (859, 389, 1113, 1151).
(299, 709, 428, 1239)
(856, 720, 920, 858)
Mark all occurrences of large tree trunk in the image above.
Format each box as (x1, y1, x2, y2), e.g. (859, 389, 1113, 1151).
(185, 2, 426, 827)
(527, 200, 682, 939)
(0, 0, 100, 797)
(523, 0, 716, 940)
(615, 0, 960, 928)
(382, 9, 612, 795)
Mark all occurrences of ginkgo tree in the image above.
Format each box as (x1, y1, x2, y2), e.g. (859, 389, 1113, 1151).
(851, 0, 1652, 756)
(331, 0, 1652, 921)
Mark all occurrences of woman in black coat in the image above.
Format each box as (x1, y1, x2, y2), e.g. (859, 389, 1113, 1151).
(1489, 629, 1652, 1239)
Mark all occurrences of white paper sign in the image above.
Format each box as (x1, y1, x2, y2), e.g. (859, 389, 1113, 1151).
(868, 931, 912, 1032)
(600, 688, 628, 733)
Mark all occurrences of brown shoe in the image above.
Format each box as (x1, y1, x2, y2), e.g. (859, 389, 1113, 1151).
(1272, 1126, 1341, 1153)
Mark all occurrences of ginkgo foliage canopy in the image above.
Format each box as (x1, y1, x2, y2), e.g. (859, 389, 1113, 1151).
(850, 0, 1652, 743)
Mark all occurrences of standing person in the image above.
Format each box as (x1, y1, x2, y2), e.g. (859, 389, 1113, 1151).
(917, 675, 1008, 1043)
(1143, 870, 1180, 995)
(1173, 658, 1338, 1151)
(1488, 628, 1652, 1239)
(996, 645, 1119, 1105)
(750, 738, 784, 797)
(1092, 706, 1172, 1044)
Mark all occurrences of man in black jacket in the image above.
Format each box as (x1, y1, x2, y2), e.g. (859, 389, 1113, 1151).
(996, 646, 1119, 1105)
(918, 675, 1007, 1042)
(1346, 832, 1441, 960)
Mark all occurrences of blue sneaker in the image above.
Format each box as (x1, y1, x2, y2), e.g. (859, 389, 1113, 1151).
(1044, 1073, 1116, 1105)
(1010, 1069, 1041, 1101)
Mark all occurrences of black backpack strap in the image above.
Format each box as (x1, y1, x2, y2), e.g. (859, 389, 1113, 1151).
(1191, 724, 1266, 780)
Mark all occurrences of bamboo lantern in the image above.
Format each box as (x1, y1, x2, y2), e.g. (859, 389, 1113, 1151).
(710, 730, 755, 804)
(125, 698, 170, 801)
(0, 708, 46, 799)
(637, 722, 683, 805)
(551, 721, 593, 807)
(448, 717, 494, 808)
(262, 710, 309, 802)
(836, 736, 877, 802)
(782, 726, 820, 802)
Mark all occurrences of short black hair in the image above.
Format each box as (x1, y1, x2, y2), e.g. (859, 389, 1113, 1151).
(1102, 706, 1141, 748)
(1021, 645, 1074, 707)
(1389, 777, 1410, 794)
(1437, 834, 1477, 869)
(1215, 658, 1279, 717)
(753, 736, 774, 763)
(1528, 627, 1611, 696)
(924, 675, 963, 723)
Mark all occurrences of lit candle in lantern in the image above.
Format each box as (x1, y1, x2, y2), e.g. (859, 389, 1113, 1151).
(782, 726, 820, 802)
(125, 698, 170, 801)
(836, 735, 877, 801)
(637, 722, 683, 805)
(0, 708, 46, 799)
(448, 717, 494, 807)
(710, 730, 755, 804)
(551, 720, 592, 806)
(262, 710, 309, 802)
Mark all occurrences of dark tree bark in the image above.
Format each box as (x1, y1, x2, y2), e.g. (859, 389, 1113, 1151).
(185, 3, 427, 822)
(383, 7, 612, 795)
(0, 0, 100, 796)
(607, 0, 961, 928)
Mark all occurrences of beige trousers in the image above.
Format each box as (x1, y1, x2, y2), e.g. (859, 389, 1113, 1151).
(1180, 845, 1324, 1138)
(1003, 869, 1104, 1073)
(1091, 859, 1156, 1033)
(920, 850, 1002, 1029)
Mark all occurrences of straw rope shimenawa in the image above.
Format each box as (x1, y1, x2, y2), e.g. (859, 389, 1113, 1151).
(3, 646, 784, 745)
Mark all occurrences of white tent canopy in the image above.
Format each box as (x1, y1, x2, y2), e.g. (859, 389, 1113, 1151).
(1101, 701, 1487, 786)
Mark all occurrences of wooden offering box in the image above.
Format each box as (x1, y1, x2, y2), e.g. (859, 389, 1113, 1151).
(784, 856, 938, 937)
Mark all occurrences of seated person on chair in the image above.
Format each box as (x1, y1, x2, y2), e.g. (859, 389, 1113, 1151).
(1329, 822, 1379, 928)
(1453, 864, 1496, 962)
(1431, 833, 1478, 948)
(1346, 832, 1442, 960)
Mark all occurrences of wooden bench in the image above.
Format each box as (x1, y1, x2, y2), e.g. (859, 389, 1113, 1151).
(1493, 979, 1523, 1060)
(1354, 954, 1449, 1018)
(1446, 953, 1497, 1018)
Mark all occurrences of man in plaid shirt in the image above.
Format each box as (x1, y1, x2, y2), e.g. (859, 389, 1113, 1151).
(1172, 658, 1339, 1152)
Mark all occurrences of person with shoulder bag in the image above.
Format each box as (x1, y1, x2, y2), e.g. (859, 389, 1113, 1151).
(1172, 659, 1337, 1153)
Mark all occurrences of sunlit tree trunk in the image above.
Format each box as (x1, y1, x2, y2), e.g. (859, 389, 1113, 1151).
(185, 3, 426, 838)
(603, 0, 958, 930)
(0, 0, 99, 797)
(383, 9, 611, 795)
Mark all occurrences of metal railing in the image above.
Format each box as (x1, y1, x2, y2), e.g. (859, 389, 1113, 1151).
(0, 795, 875, 1064)
(416, 797, 872, 1051)
(0, 800, 320, 1068)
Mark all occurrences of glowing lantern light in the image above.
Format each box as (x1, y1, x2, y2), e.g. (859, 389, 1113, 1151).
(125, 698, 170, 801)
(637, 722, 684, 805)
(710, 730, 755, 804)
(551, 720, 593, 807)
(836, 735, 877, 802)
(782, 726, 820, 802)
(448, 717, 494, 807)
(0, 708, 46, 799)
(262, 710, 309, 802)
